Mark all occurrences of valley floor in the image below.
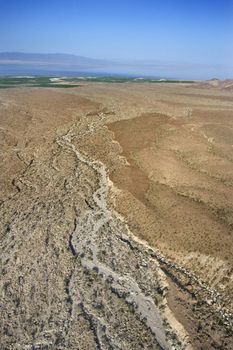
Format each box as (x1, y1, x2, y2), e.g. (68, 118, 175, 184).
(1, 82, 233, 349)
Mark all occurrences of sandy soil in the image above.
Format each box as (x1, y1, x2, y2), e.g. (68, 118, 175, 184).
(1, 83, 233, 349)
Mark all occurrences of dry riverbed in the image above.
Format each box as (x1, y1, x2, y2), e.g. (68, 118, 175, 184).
(1, 83, 233, 349)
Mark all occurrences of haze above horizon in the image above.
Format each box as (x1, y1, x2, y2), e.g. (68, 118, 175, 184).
(0, 0, 233, 79)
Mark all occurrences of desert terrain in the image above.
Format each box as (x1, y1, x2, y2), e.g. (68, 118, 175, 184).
(1, 81, 233, 349)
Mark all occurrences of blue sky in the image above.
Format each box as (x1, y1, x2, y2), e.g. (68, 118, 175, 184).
(0, 0, 233, 77)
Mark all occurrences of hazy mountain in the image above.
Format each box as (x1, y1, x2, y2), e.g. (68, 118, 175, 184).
(0, 52, 111, 68)
(0, 52, 232, 79)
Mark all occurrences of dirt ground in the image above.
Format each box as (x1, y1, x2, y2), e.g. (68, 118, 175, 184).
(1, 82, 233, 349)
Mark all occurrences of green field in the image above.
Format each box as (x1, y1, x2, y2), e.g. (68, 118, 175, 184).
(0, 76, 194, 88)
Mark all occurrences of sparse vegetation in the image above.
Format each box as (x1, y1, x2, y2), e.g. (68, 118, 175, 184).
(0, 76, 194, 88)
(1, 83, 232, 349)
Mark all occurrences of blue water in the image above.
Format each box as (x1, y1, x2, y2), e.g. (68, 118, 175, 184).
(0, 64, 165, 79)
(0, 64, 232, 80)
(0, 65, 151, 78)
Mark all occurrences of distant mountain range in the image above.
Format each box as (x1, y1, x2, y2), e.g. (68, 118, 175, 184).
(0, 52, 112, 68)
(0, 52, 232, 79)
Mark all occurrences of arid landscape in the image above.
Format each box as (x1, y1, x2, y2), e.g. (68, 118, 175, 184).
(1, 81, 233, 349)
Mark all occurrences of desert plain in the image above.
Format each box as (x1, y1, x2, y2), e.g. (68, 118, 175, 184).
(1, 80, 233, 349)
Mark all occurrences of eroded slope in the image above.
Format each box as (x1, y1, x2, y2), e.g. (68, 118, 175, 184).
(1, 85, 233, 349)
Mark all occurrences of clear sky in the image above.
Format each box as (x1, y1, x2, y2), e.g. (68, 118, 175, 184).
(0, 0, 233, 77)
